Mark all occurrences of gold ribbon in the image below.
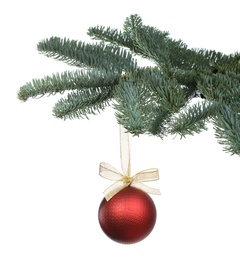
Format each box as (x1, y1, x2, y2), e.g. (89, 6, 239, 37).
(99, 125, 161, 201)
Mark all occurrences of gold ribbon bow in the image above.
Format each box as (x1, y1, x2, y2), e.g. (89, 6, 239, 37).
(99, 125, 161, 201)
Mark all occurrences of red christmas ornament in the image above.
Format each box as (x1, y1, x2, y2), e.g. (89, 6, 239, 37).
(98, 186, 157, 244)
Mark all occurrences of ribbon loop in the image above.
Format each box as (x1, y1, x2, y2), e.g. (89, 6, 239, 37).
(132, 168, 160, 183)
(99, 162, 123, 180)
(99, 125, 161, 201)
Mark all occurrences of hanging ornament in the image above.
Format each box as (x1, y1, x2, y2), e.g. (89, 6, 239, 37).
(98, 186, 157, 244)
(98, 125, 161, 244)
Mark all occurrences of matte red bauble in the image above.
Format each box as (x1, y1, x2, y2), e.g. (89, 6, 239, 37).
(98, 186, 157, 244)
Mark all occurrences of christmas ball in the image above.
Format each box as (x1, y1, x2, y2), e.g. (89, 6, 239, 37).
(98, 186, 157, 244)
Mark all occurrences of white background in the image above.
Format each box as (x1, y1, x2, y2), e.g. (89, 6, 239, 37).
(1, 1, 240, 259)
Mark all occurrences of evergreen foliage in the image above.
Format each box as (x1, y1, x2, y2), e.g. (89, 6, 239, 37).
(18, 14, 240, 155)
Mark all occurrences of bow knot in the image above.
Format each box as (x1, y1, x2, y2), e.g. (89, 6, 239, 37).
(99, 126, 161, 201)
(122, 175, 133, 186)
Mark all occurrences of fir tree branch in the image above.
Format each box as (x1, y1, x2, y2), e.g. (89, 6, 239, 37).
(169, 68, 198, 95)
(89, 14, 172, 69)
(147, 106, 172, 138)
(17, 14, 240, 156)
(140, 68, 189, 112)
(176, 48, 227, 71)
(122, 14, 172, 68)
(114, 70, 174, 137)
(37, 37, 137, 73)
(123, 14, 143, 35)
(197, 72, 240, 110)
(130, 25, 171, 69)
(87, 14, 143, 52)
(213, 52, 240, 73)
(213, 105, 240, 155)
(114, 78, 147, 135)
(123, 15, 234, 74)
(169, 100, 218, 137)
(53, 86, 113, 120)
(87, 26, 134, 50)
(18, 70, 119, 101)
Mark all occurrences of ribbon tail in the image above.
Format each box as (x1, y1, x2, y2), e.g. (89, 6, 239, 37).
(131, 182, 161, 195)
(103, 181, 128, 201)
